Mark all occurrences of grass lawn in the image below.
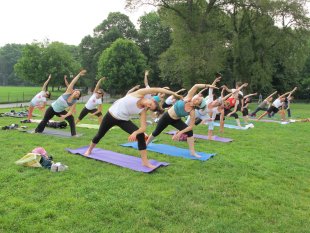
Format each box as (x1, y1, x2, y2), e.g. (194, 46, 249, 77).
(0, 103, 309, 233)
(0, 86, 64, 103)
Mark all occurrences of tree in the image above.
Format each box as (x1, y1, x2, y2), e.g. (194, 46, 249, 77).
(15, 42, 81, 90)
(79, 12, 139, 88)
(97, 38, 147, 95)
(0, 44, 25, 85)
(138, 12, 172, 86)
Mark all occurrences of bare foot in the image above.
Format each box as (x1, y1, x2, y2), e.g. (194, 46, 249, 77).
(84, 150, 91, 156)
(190, 153, 201, 158)
(142, 162, 156, 169)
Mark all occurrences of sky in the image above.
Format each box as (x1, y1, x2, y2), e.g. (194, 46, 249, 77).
(0, 0, 156, 46)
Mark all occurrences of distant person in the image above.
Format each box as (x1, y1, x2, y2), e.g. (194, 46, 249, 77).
(249, 91, 277, 117)
(75, 77, 105, 125)
(35, 70, 86, 136)
(27, 74, 52, 121)
(257, 87, 297, 121)
(258, 93, 262, 103)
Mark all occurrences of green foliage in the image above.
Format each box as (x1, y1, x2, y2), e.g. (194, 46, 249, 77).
(79, 12, 139, 88)
(14, 42, 81, 90)
(0, 44, 25, 85)
(138, 12, 172, 86)
(97, 38, 147, 95)
(158, 3, 228, 89)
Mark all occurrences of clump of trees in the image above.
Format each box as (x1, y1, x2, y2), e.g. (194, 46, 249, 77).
(0, 0, 309, 99)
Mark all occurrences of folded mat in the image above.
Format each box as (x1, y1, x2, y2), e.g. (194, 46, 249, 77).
(25, 128, 82, 138)
(212, 122, 253, 130)
(120, 142, 216, 161)
(66, 146, 168, 173)
(76, 124, 100, 129)
(255, 119, 290, 124)
(165, 131, 233, 143)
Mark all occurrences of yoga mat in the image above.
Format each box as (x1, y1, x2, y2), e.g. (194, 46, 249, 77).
(66, 146, 169, 173)
(76, 124, 100, 129)
(76, 124, 118, 130)
(30, 119, 56, 123)
(257, 119, 290, 124)
(120, 142, 216, 161)
(165, 131, 233, 143)
(25, 128, 83, 138)
(212, 122, 249, 130)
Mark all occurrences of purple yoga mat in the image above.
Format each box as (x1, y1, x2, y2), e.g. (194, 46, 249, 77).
(66, 146, 169, 173)
(165, 131, 233, 143)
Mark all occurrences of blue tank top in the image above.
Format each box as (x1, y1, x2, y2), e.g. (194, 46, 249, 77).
(51, 94, 77, 113)
(174, 100, 190, 117)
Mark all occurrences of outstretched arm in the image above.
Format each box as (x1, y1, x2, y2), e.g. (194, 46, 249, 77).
(279, 91, 292, 99)
(186, 84, 218, 99)
(128, 110, 147, 141)
(133, 87, 182, 99)
(94, 77, 105, 93)
(176, 88, 186, 94)
(211, 76, 221, 87)
(243, 93, 257, 99)
(64, 75, 69, 88)
(60, 103, 77, 119)
(264, 91, 277, 102)
(144, 70, 149, 87)
(42, 74, 51, 91)
(126, 85, 141, 95)
(65, 70, 86, 93)
(287, 87, 297, 98)
(172, 110, 195, 140)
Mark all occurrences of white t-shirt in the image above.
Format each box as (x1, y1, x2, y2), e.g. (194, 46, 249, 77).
(109, 95, 143, 121)
(165, 95, 174, 105)
(273, 99, 283, 108)
(85, 93, 102, 110)
(30, 91, 47, 106)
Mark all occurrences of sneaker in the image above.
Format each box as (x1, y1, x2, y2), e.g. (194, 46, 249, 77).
(51, 162, 68, 172)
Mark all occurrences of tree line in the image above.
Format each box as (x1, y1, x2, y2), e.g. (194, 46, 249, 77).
(0, 0, 309, 99)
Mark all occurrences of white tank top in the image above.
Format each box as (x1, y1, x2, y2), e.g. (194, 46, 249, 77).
(109, 95, 143, 120)
(85, 94, 102, 110)
(30, 91, 47, 106)
(273, 99, 282, 108)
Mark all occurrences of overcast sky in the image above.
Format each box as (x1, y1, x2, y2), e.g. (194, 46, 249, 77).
(0, 0, 156, 46)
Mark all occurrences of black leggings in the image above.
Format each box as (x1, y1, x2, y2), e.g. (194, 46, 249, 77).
(224, 108, 239, 119)
(242, 108, 248, 116)
(92, 111, 146, 150)
(78, 107, 102, 120)
(250, 107, 267, 115)
(152, 112, 193, 137)
(35, 106, 76, 136)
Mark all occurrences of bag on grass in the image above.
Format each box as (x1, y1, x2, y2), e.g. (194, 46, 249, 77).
(15, 153, 42, 168)
(47, 121, 67, 129)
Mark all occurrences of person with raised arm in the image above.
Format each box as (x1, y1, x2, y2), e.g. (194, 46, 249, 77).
(84, 87, 182, 169)
(27, 74, 52, 121)
(75, 77, 105, 125)
(241, 92, 257, 124)
(249, 91, 277, 117)
(257, 87, 297, 121)
(35, 70, 86, 136)
(146, 82, 218, 158)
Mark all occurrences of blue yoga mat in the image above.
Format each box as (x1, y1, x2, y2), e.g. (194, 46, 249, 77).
(212, 122, 250, 130)
(120, 142, 216, 161)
